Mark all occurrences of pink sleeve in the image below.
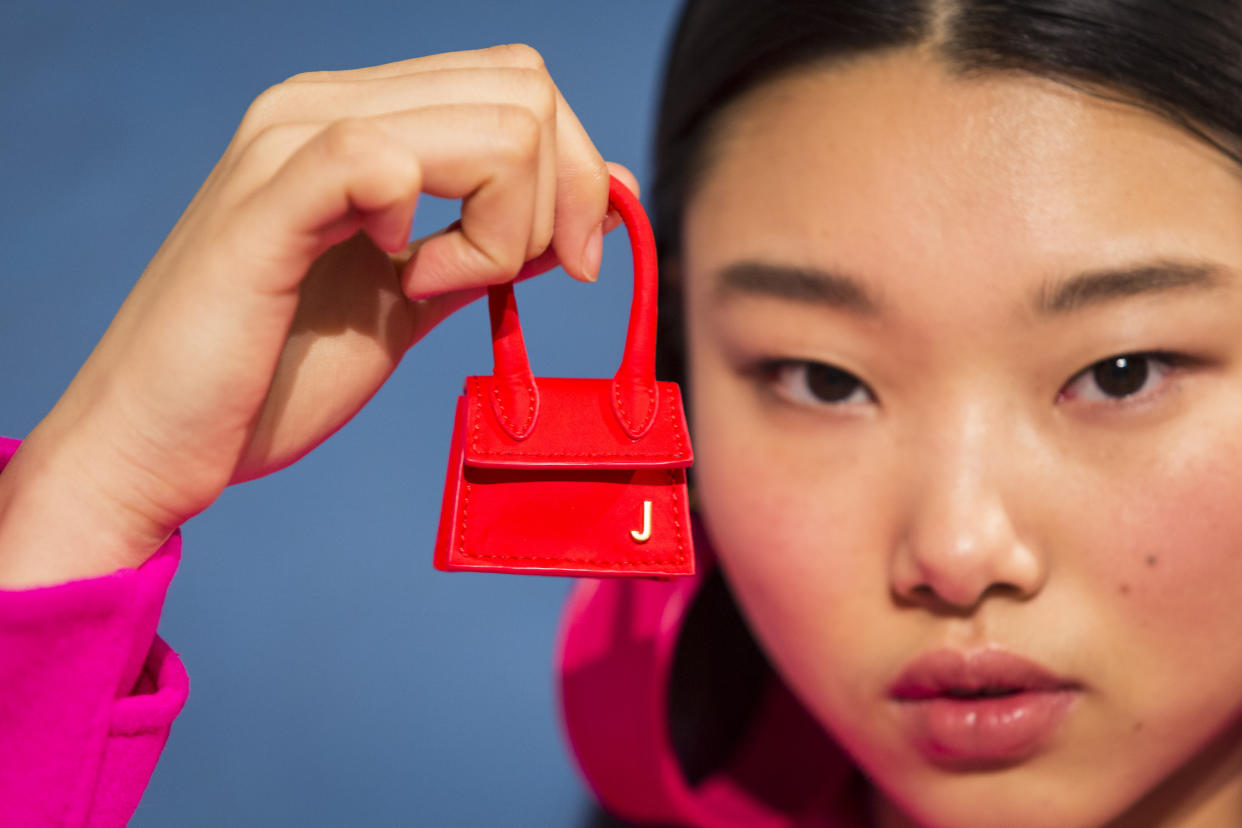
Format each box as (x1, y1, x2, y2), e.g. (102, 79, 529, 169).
(0, 436, 188, 827)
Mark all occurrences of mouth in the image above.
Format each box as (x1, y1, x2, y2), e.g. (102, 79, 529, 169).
(889, 648, 1082, 766)
(939, 686, 1026, 699)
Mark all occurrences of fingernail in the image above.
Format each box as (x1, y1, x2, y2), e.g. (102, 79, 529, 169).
(581, 224, 604, 282)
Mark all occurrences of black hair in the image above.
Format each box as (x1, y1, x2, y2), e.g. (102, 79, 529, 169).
(653, 0, 1242, 387)
(586, 1, 1242, 824)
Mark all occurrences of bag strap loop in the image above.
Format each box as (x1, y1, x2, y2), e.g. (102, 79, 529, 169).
(487, 175, 660, 440)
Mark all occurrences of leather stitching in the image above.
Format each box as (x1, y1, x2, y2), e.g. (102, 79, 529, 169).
(668, 399, 684, 457)
(489, 378, 537, 438)
(470, 381, 483, 454)
(613, 378, 657, 436)
(468, 382, 688, 460)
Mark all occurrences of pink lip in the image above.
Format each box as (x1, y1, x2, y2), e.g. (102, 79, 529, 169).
(889, 648, 1081, 766)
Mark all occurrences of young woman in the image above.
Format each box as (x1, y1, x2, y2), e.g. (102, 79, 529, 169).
(3, 0, 1242, 825)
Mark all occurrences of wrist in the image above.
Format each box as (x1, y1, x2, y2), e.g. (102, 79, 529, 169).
(0, 424, 172, 588)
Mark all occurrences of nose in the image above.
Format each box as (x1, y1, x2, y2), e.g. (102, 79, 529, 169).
(889, 408, 1047, 612)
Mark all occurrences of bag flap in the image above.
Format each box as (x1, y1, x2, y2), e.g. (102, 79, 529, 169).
(463, 376, 693, 469)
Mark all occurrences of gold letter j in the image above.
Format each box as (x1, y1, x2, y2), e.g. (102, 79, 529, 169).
(630, 500, 652, 543)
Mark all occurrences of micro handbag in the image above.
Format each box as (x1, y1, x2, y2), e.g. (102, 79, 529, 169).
(433, 176, 695, 578)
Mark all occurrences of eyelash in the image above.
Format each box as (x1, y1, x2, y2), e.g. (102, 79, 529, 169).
(756, 360, 873, 407)
(1057, 351, 1187, 405)
(754, 351, 1189, 410)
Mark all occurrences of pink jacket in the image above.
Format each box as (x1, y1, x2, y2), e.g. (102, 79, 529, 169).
(0, 437, 187, 827)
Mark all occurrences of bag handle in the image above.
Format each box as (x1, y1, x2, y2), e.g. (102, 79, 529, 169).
(486, 175, 660, 441)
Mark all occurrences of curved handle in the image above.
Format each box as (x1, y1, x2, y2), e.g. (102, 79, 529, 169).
(606, 176, 660, 438)
(487, 175, 660, 440)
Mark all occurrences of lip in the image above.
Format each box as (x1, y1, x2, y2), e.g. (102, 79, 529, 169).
(889, 648, 1081, 766)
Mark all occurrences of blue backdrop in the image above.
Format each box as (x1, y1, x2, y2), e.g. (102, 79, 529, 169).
(0, 2, 681, 824)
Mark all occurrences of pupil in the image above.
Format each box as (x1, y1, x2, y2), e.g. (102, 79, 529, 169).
(806, 364, 858, 402)
(1093, 356, 1148, 398)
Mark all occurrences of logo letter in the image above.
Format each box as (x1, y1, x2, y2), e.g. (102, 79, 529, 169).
(630, 500, 652, 543)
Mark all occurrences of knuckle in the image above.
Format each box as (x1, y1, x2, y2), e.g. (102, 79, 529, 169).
(320, 118, 383, 162)
(239, 82, 288, 136)
(492, 42, 546, 72)
(494, 106, 541, 163)
(487, 245, 526, 280)
(239, 122, 293, 164)
(466, 235, 525, 282)
(225, 122, 302, 185)
(283, 69, 328, 84)
(513, 68, 557, 123)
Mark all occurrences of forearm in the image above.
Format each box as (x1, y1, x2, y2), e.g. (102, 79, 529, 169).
(0, 427, 168, 588)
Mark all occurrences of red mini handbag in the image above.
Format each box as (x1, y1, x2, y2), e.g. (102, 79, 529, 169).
(433, 176, 695, 578)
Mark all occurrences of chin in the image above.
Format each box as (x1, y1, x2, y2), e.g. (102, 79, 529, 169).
(864, 763, 1137, 828)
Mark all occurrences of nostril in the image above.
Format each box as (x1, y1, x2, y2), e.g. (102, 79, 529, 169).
(898, 579, 1031, 615)
(895, 581, 985, 616)
(892, 583, 939, 607)
(980, 581, 1028, 602)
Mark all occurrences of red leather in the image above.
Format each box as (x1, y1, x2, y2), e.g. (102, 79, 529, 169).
(433, 176, 695, 578)
(486, 278, 540, 440)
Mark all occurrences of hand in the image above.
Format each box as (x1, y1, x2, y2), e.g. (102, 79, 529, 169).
(0, 44, 637, 586)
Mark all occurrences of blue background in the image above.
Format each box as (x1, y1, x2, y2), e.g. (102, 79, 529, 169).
(0, 2, 681, 824)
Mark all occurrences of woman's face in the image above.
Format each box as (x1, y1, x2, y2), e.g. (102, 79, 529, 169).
(683, 50, 1242, 827)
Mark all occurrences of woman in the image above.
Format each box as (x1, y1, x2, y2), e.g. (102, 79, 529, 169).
(3, 0, 1242, 825)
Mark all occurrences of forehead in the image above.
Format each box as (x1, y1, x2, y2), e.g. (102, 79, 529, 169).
(682, 50, 1242, 310)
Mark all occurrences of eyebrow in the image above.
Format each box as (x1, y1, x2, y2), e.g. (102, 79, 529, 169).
(714, 259, 1228, 317)
(1034, 261, 1226, 314)
(714, 262, 881, 314)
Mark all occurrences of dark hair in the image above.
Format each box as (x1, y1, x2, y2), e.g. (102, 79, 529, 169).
(606, 1, 1242, 823)
(652, 0, 1242, 386)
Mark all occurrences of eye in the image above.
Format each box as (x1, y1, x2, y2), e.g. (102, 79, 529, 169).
(1059, 352, 1179, 403)
(762, 360, 873, 407)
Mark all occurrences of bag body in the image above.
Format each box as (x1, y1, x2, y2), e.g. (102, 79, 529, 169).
(433, 176, 695, 578)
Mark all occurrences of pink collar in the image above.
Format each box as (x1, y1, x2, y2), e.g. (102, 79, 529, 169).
(556, 517, 865, 826)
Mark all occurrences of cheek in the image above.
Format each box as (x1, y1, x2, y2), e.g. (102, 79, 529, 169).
(688, 372, 900, 715)
(694, 415, 875, 599)
(1042, 411, 1242, 806)
(1079, 421, 1242, 693)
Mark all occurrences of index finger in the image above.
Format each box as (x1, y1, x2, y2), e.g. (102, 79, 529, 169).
(294, 45, 620, 281)
(286, 43, 553, 84)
